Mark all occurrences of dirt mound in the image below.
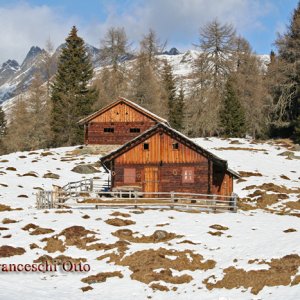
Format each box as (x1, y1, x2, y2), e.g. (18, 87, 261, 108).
(209, 224, 229, 231)
(0, 245, 25, 257)
(81, 271, 123, 284)
(203, 254, 300, 295)
(2, 218, 17, 224)
(105, 218, 136, 227)
(71, 165, 98, 174)
(22, 172, 38, 177)
(43, 172, 60, 179)
(81, 286, 93, 292)
(110, 211, 131, 218)
(112, 229, 180, 243)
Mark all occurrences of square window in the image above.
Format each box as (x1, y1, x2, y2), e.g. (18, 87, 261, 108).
(182, 167, 194, 183)
(144, 143, 149, 150)
(124, 168, 136, 184)
(130, 128, 141, 133)
(172, 142, 179, 150)
(104, 128, 114, 133)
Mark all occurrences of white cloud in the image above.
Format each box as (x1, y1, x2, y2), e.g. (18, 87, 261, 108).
(0, 0, 276, 64)
(83, 0, 275, 49)
(0, 3, 75, 64)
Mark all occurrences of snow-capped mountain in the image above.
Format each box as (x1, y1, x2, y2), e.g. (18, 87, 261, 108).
(0, 44, 270, 112)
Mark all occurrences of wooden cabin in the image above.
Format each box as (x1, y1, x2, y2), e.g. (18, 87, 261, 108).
(100, 123, 239, 196)
(78, 97, 169, 145)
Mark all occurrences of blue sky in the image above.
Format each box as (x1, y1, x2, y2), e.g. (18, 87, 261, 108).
(0, 0, 298, 63)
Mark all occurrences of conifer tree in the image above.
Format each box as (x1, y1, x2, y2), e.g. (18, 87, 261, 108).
(174, 84, 185, 131)
(0, 106, 7, 153)
(51, 26, 97, 146)
(0, 106, 6, 137)
(161, 60, 177, 127)
(272, 2, 300, 139)
(219, 77, 246, 137)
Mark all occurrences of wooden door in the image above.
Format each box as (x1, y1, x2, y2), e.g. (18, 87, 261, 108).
(144, 167, 159, 197)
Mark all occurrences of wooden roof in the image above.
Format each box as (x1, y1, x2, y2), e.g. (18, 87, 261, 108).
(100, 122, 239, 178)
(78, 97, 169, 125)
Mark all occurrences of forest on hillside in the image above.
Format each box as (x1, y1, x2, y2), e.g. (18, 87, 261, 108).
(0, 2, 300, 153)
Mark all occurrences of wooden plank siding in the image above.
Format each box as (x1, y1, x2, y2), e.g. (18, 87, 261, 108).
(101, 123, 238, 197)
(85, 102, 157, 145)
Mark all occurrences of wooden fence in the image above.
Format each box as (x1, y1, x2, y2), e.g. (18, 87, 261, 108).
(36, 180, 238, 212)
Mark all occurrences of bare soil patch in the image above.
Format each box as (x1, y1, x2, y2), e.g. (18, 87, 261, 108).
(34, 254, 87, 265)
(81, 286, 93, 292)
(239, 171, 262, 177)
(110, 211, 131, 218)
(81, 271, 123, 284)
(42, 226, 99, 252)
(203, 254, 300, 295)
(105, 218, 136, 227)
(0, 204, 22, 211)
(112, 229, 181, 243)
(2, 218, 17, 224)
(0, 245, 25, 257)
(209, 224, 229, 231)
(106, 247, 215, 286)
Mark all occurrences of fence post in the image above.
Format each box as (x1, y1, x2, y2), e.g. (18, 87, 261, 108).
(171, 191, 174, 202)
(231, 193, 238, 212)
(90, 178, 93, 191)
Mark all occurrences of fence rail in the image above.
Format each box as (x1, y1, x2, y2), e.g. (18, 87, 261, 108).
(36, 179, 238, 212)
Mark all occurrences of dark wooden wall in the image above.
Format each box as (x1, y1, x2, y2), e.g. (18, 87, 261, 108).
(111, 130, 234, 196)
(85, 102, 157, 145)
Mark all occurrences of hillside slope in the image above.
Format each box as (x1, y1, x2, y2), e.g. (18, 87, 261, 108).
(0, 138, 299, 299)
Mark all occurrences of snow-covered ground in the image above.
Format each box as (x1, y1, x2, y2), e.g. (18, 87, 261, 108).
(0, 138, 299, 300)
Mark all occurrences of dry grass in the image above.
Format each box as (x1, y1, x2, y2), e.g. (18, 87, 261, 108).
(110, 211, 131, 218)
(81, 286, 93, 292)
(22, 172, 38, 177)
(209, 224, 229, 231)
(105, 218, 136, 227)
(112, 229, 181, 243)
(54, 210, 73, 214)
(150, 283, 170, 291)
(203, 254, 300, 295)
(81, 271, 123, 284)
(2, 218, 17, 224)
(239, 171, 262, 177)
(0, 204, 22, 211)
(283, 228, 297, 233)
(29, 243, 40, 249)
(34, 254, 87, 265)
(105, 247, 215, 286)
(0, 245, 25, 257)
(208, 231, 224, 236)
(42, 226, 99, 253)
(285, 201, 300, 210)
(244, 183, 300, 194)
(42, 237, 66, 253)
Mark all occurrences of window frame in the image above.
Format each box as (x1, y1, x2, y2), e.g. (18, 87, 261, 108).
(182, 167, 195, 183)
(124, 168, 136, 184)
(103, 127, 114, 133)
